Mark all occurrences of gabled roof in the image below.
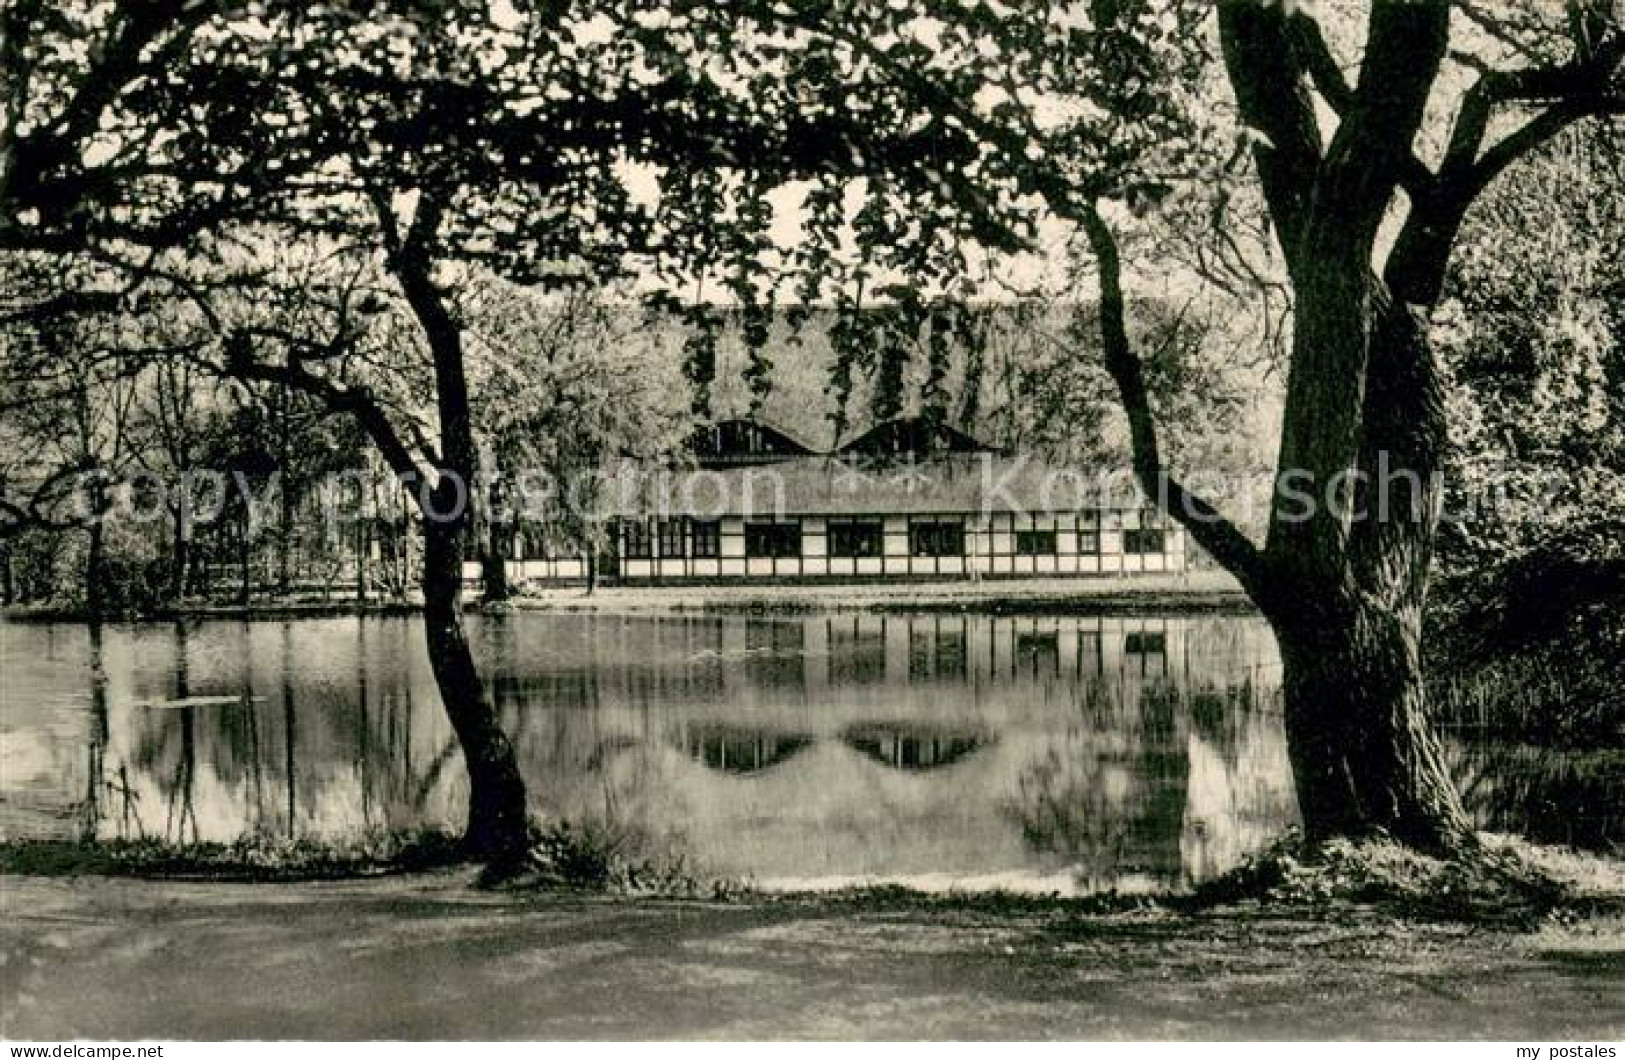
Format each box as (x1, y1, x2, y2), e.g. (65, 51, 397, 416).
(838, 416, 996, 460)
(689, 417, 819, 467)
(630, 453, 1149, 517)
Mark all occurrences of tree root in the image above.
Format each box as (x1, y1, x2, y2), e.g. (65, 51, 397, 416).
(1185, 831, 1623, 926)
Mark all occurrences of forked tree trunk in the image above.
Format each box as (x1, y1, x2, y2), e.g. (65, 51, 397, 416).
(1084, 178, 1477, 853)
(1261, 285, 1473, 853)
(1189, 0, 1488, 853)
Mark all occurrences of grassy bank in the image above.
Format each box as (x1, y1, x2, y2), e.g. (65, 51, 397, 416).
(3, 572, 1254, 623)
(0, 830, 467, 882)
(0, 821, 734, 894)
(502, 570, 1252, 617)
(1, 595, 422, 624)
(7, 828, 1622, 926)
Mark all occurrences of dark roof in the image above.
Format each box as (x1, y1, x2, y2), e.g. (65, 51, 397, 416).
(838, 416, 996, 459)
(689, 417, 819, 467)
(628, 453, 1146, 518)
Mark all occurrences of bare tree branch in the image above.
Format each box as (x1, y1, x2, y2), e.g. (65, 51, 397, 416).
(218, 335, 427, 489)
(1079, 202, 1267, 596)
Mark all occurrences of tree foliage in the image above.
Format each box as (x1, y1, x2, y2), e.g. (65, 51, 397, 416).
(465, 282, 695, 569)
(1439, 121, 1625, 566)
(5, 0, 1622, 859)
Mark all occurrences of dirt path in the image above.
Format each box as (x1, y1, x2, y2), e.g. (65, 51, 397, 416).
(2, 872, 1622, 1040)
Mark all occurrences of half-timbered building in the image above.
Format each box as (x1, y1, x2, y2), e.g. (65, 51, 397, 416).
(480, 415, 1186, 585)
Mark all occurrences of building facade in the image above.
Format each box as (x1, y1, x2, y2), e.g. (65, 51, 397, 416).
(474, 416, 1187, 584)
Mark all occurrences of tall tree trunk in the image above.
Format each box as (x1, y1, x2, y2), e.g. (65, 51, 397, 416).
(1081, 188, 1475, 855)
(169, 504, 190, 603)
(82, 621, 108, 841)
(356, 518, 370, 605)
(481, 508, 510, 604)
(238, 506, 253, 607)
(1260, 283, 1473, 853)
(1267, 592, 1469, 851)
(400, 510, 413, 594)
(84, 518, 106, 620)
(391, 194, 530, 867)
(84, 468, 108, 617)
(275, 391, 294, 597)
(481, 550, 509, 603)
(421, 513, 529, 863)
(276, 530, 291, 594)
(276, 511, 292, 595)
(223, 192, 532, 868)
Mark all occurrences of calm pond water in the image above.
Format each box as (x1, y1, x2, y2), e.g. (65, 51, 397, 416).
(0, 612, 1616, 893)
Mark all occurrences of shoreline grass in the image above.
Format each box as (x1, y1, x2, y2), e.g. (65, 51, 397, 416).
(2, 572, 1253, 623)
(8, 829, 1621, 928)
(0, 830, 468, 882)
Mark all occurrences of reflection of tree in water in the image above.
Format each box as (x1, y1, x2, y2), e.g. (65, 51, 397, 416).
(114, 625, 257, 834)
(1187, 678, 1272, 759)
(50, 612, 1618, 886)
(160, 622, 200, 843)
(34, 613, 1312, 889)
(78, 623, 139, 841)
(104, 620, 464, 841)
(80, 628, 158, 840)
(116, 623, 256, 840)
(280, 623, 297, 834)
(1005, 681, 1190, 889)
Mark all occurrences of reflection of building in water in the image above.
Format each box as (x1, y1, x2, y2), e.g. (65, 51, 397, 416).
(14, 612, 1613, 883)
(504, 613, 1296, 893)
(463, 415, 1190, 585)
(18, 612, 1304, 895)
(841, 725, 988, 771)
(678, 725, 813, 775)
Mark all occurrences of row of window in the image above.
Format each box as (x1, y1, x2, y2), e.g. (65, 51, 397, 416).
(623, 519, 722, 560)
(617, 518, 1166, 560)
